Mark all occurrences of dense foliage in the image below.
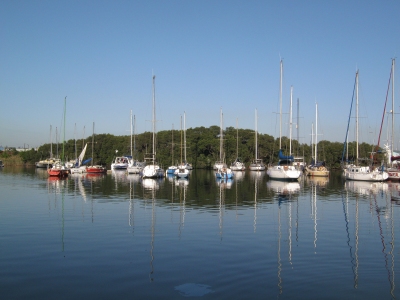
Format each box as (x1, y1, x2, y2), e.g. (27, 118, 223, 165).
(11, 126, 381, 169)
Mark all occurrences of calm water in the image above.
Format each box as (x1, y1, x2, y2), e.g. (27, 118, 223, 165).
(1, 167, 400, 299)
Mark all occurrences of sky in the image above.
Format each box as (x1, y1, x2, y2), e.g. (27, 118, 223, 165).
(1, 0, 400, 149)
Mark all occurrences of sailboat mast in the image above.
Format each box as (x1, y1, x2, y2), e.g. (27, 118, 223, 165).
(279, 59, 283, 149)
(152, 75, 156, 164)
(311, 123, 314, 161)
(255, 109, 258, 160)
(236, 118, 239, 158)
(130, 110, 133, 158)
(62, 96, 66, 162)
(391, 58, 395, 155)
(184, 111, 187, 163)
(50, 125, 53, 159)
(220, 108, 223, 162)
(133, 115, 136, 160)
(92, 122, 94, 166)
(180, 116, 183, 164)
(356, 70, 359, 162)
(74, 123, 77, 160)
(297, 98, 299, 148)
(290, 86, 293, 155)
(315, 103, 318, 163)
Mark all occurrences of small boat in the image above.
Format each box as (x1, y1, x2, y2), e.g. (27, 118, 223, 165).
(36, 158, 57, 168)
(47, 161, 69, 177)
(86, 122, 107, 174)
(266, 61, 300, 181)
(249, 109, 265, 171)
(111, 154, 130, 170)
(174, 115, 189, 178)
(70, 143, 88, 174)
(230, 118, 246, 171)
(343, 70, 388, 181)
(48, 97, 69, 178)
(214, 108, 233, 179)
(305, 103, 329, 177)
(0, 160, 4, 167)
(127, 113, 145, 174)
(142, 75, 164, 179)
(267, 150, 302, 180)
(216, 166, 234, 180)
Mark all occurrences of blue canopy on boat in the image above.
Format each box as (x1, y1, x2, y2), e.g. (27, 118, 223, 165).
(82, 158, 92, 165)
(278, 150, 294, 161)
(310, 159, 326, 167)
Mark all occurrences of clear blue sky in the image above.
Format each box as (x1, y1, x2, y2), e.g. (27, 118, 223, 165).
(1, 0, 399, 149)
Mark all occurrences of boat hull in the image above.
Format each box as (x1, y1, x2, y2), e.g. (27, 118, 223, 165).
(267, 166, 301, 181)
(142, 165, 164, 178)
(86, 166, 107, 173)
(344, 166, 388, 181)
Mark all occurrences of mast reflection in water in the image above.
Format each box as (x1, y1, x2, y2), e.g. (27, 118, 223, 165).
(1, 169, 400, 299)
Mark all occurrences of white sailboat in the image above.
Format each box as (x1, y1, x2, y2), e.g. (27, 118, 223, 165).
(249, 109, 265, 171)
(70, 143, 88, 174)
(384, 59, 400, 180)
(214, 108, 233, 179)
(213, 108, 228, 170)
(175, 115, 190, 178)
(127, 113, 145, 174)
(305, 103, 329, 177)
(230, 118, 246, 171)
(344, 70, 388, 181)
(266, 61, 301, 181)
(142, 75, 164, 179)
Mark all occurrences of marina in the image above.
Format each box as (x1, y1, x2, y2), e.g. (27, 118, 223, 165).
(1, 167, 400, 299)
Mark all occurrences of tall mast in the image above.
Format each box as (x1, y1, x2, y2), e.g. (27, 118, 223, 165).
(236, 118, 239, 158)
(91, 122, 94, 166)
(255, 109, 258, 160)
(133, 115, 136, 160)
(392, 58, 395, 155)
(220, 108, 223, 162)
(311, 123, 314, 161)
(289, 86, 293, 155)
(315, 103, 318, 163)
(152, 75, 156, 164)
(356, 70, 359, 163)
(50, 125, 53, 159)
(180, 116, 183, 164)
(74, 123, 77, 160)
(62, 96, 66, 162)
(184, 111, 187, 163)
(130, 110, 133, 157)
(297, 98, 299, 145)
(279, 59, 283, 149)
(82, 126, 85, 151)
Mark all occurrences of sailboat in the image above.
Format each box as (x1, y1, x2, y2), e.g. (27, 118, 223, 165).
(178, 112, 193, 170)
(304, 103, 329, 177)
(213, 108, 227, 170)
(249, 109, 265, 171)
(86, 122, 107, 174)
(175, 115, 190, 178)
(344, 70, 388, 181)
(142, 75, 164, 178)
(383, 59, 400, 180)
(230, 118, 246, 171)
(215, 108, 233, 179)
(70, 143, 88, 174)
(166, 124, 178, 175)
(127, 113, 145, 174)
(48, 97, 69, 177)
(266, 61, 301, 181)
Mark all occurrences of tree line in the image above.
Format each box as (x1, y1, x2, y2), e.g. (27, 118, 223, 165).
(15, 126, 379, 169)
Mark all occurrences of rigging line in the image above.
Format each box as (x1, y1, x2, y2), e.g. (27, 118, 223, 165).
(377, 66, 393, 149)
(342, 74, 357, 163)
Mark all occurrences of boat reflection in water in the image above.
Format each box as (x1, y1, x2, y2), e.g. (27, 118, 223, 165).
(232, 170, 245, 182)
(345, 180, 388, 196)
(141, 178, 163, 191)
(216, 178, 233, 189)
(267, 180, 300, 200)
(305, 176, 329, 188)
(388, 181, 400, 203)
